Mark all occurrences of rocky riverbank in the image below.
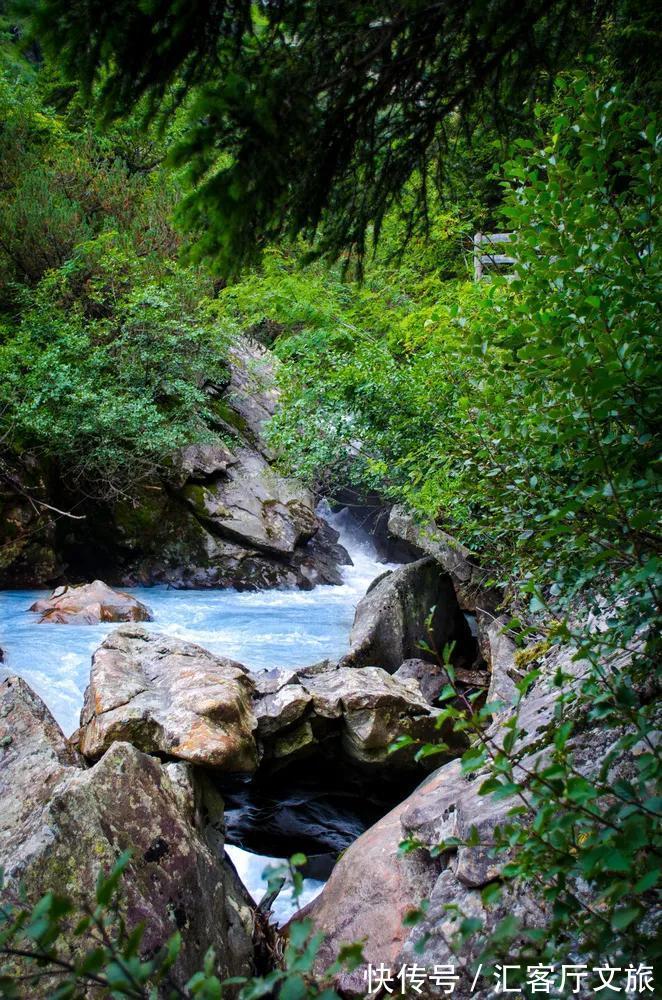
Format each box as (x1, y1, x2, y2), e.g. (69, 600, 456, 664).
(0, 338, 350, 591)
(0, 508, 647, 996)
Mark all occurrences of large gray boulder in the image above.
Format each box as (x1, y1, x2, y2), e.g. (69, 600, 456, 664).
(0, 676, 81, 853)
(255, 661, 443, 769)
(79, 627, 258, 770)
(29, 580, 153, 624)
(341, 557, 472, 672)
(0, 676, 254, 988)
(182, 447, 319, 556)
(387, 505, 502, 613)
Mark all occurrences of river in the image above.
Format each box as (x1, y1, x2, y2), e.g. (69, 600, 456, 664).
(0, 506, 396, 922)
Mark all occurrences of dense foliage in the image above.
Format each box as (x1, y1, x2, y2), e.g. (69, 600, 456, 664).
(229, 78, 661, 621)
(0, 1, 659, 996)
(29, 0, 658, 274)
(223, 75, 662, 971)
(0, 67, 227, 497)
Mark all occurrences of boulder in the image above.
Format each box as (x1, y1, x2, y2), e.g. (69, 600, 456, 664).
(303, 664, 439, 766)
(387, 505, 502, 613)
(298, 788, 441, 996)
(340, 557, 473, 672)
(76, 630, 444, 776)
(299, 636, 609, 996)
(78, 626, 258, 770)
(176, 441, 237, 480)
(0, 675, 81, 854)
(0, 676, 254, 989)
(299, 746, 531, 995)
(29, 580, 153, 624)
(253, 660, 445, 770)
(182, 448, 320, 557)
(484, 615, 519, 714)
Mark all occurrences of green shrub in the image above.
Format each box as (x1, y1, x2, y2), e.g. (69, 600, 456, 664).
(0, 233, 227, 497)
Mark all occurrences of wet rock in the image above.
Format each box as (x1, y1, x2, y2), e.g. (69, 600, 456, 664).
(288, 517, 352, 589)
(29, 580, 153, 624)
(341, 557, 473, 672)
(387, 505, 502, 613)
(78, 627, 258, 770)
(0, 677, 254, 987)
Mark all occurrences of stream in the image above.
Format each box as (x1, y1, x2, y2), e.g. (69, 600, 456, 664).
(0, 507, 398, 923)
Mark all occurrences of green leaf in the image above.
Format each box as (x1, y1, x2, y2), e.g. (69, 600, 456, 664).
(611, 906, 642, 930)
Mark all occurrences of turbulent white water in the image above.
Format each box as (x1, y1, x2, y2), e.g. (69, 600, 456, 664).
(225, 845, 326, 925)
(0, 507, 396, 921)
(0, 507, 392, 737)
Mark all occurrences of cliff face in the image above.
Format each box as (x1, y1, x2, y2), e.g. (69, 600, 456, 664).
(0, 337, 350, 590)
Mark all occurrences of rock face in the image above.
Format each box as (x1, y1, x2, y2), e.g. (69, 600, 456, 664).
(0, 675, 254, 987)
(300, 791, 442, 996)
(79, 627, 258, 770)
(392, 657, 451, 704)
(29, 579, 153, 624)
(0, 337, 350, 591)
(387, 505, 502, 613)
(341, 557, 474, 672)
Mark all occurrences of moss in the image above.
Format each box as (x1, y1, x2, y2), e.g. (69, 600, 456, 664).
(181, 483, 209, 517)
(114, 492, 167, 536)
(514, 639, 552, 671)
(273, 720, 316, 759)
(208, 399, 250, 437)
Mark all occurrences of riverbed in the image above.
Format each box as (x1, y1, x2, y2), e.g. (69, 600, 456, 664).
(0, 508, 396, 921)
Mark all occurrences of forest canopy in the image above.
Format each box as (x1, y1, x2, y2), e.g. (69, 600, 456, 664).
(27, 0, 662, 273)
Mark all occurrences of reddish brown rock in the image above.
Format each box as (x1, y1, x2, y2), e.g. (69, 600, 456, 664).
(298, 787, 441, 995)
(30, 580, 153, 624)
(78, 626, 258, 770)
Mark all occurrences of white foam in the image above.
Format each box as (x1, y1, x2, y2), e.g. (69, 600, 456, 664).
(225, 845, 325, 926)
(0, 505, 394, 735)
